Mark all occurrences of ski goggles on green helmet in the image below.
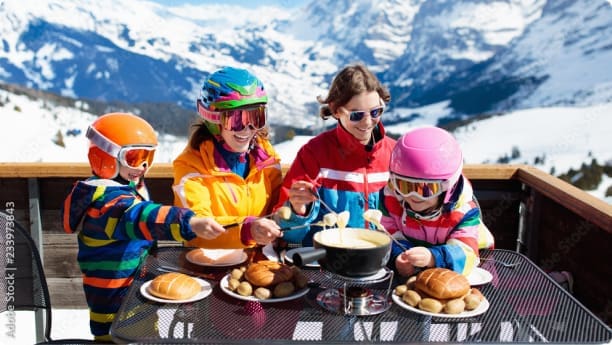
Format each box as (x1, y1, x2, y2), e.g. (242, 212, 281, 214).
(388, 173, 449, 200)
(198, 100, 267, 131)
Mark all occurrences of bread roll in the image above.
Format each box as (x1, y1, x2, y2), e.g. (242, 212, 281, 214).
(245, 260, 294, 287)
(148, 272, 200, 300)
(415, 268, 470, 300)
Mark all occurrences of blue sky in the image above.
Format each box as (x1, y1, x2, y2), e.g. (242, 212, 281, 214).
(149, 0, 305, 8)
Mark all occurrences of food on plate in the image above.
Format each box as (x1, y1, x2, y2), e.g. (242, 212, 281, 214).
(394, 268, 486, 314)
(245, 260, 294, 287)
(463, 293, 481, 310)
(419, 298, 444, 313)
(291, 266, 309, 289)
(273, 281, 296, 298)
(444, 298, 466, 314)
(225, 261, 308, 300)
(336, 211, 350, 228)
(277, 206, 292, 220)
(254, 287, 272, 299)
(236, 281, 253, 296)
(415, 268, 470, 300)
(401, 289, 421, 307)
(230, 267, 244, 280)
(147, 272, 200, 300)
(187, 248, 244, 265)
(227, 277, 241, 291)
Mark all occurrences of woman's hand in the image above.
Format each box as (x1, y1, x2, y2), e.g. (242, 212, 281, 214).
(189, 217, 226, 240)
(249, 218, 281, 245)
(288, 180, 317, 215)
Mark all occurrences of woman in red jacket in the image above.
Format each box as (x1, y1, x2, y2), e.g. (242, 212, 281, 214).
(275, 64, 396, 246)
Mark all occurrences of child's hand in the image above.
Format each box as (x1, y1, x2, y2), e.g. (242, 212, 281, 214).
(402, 247, 435, 268)
(189, 217, 226, 240)
(250, 218, 281, 245)
(288, 180, 317, 215)
(395, 255, 416, 276)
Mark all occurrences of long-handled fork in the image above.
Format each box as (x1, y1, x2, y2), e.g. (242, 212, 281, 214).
(480, 257, 520, 268)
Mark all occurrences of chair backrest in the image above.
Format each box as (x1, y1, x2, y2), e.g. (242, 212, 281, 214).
(0, 211, 52, 342)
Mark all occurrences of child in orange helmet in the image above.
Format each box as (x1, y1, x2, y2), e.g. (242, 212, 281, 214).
(61, 113, 225, 341)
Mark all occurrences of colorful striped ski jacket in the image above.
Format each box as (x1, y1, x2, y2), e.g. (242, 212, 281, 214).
(380, 176, 495, 276)
(276, 123, 396, 246)
(61, 178, 197, 340)
(173, 136, 282, 248)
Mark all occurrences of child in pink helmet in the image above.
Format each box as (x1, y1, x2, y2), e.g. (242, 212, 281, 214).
(380, 126, 495, 277)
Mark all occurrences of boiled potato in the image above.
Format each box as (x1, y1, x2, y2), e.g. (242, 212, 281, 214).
(230, 268, 244, 280)
(464, 294, 481, 310)
(273, 281, 295, 298)
(394, 284, 408, 296)
(227, 277, 241, 291)
(236, 281, 253, 296)
(444, 298, 466, 314)
(419, 298, 443, 313)
(254, 287, 272, 300)
(402, 289, 421, 307)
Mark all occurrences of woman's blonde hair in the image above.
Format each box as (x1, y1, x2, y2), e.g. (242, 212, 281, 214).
(317, 64, 391, 120)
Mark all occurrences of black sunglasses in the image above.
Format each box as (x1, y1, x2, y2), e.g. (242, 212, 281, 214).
(346, 105, 385, 122)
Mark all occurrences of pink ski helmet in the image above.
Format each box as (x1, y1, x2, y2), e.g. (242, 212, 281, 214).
(390, 126, 463, 203)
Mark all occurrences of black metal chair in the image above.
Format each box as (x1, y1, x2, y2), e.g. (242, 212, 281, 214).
(0, 211, 97, 344)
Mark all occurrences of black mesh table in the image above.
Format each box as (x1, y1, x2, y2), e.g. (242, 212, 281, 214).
(110, 247, 611, 344)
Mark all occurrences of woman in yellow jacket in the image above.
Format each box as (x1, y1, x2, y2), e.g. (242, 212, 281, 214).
(173, 67, 283, 248)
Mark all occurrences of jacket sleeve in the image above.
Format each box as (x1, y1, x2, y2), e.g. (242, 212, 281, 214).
(106, 191, 197, 242)
(274, 143, 322, 243)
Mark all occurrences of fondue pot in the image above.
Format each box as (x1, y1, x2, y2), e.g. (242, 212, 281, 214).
(292, 228, 391, 277)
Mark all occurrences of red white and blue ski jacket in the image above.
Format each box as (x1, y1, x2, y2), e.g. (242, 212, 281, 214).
(276, 122, 396, 246)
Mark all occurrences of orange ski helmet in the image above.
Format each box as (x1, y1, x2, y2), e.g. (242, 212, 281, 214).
(86, 113, 158, 179)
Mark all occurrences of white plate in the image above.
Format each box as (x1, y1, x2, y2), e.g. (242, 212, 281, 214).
(140, 278, 212, 304)
(219, 274, 309, 303)
(467, 267, 493, 286)
(392, 294, 490, 318)
(285, 247, 320, 268)
(185, 248, 247, 267)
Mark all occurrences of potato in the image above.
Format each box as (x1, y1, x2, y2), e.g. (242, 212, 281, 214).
(394, 284, 408, 296)
(406, 276, 417, 289)
(236, 281, 253, 296)
(254, 287, 272, 300)
(277, 206, 292, 220)
(273, 281, 295, 298)
(464, 294, 481, 310)
(291, 267, 309, 289)
(402, 289, 421, 307)
(470, 287, 484, 301)
(227, 277, 241, 291)
(230, 268, 244, 280)
(418, 298, 443, 313)
(444, 298, 465, 314)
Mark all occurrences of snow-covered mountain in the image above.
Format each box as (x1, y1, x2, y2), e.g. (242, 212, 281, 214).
(1, 0, 611, 128)
(1, 85, 610, 203)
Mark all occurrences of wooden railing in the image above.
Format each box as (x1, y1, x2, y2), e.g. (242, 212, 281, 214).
(1, 163, 610, 325)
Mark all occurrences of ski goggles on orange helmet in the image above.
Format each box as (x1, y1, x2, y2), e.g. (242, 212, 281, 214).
(197, 100, 267, 131)
(86, 126, 156, 169)
(388, 173, 450, 200)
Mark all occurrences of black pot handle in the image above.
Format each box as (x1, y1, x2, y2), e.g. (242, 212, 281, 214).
(292, 248, 326, 267)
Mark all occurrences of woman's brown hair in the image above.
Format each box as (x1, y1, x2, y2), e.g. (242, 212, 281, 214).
(317, 64, 391, 120)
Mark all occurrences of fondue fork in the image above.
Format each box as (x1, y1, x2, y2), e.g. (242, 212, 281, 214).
(223, 211, 279, 229)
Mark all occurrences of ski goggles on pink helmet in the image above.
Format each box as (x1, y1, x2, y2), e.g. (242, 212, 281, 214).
(388, 169, 460, 201)
(197, 100, 267, 132)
